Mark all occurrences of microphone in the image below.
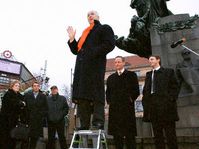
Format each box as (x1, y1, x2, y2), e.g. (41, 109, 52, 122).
(170, 38, 186, 48)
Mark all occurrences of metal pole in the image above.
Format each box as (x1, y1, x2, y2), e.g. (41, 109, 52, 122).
(41, 60, 47, 91)
(70, 68, 73, 107)
(181, 44, 199, 57)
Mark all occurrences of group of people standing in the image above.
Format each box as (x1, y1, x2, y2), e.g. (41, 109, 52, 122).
(0, 81, 69, 149)
(67, 10, 180, 149)
(0, 7, 180, 149)
(105, 55, 179, 149)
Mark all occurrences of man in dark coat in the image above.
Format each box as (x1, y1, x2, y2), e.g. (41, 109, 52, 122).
(142, 55, 180, 149)
(67, 10, 115, 129)
(47, 85, 69, 149)
(106, 56, 139, 149)
(24, 81, 48, 149)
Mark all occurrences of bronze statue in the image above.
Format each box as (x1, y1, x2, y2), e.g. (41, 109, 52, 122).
(115, 0, 172, 58)
(130, 0, 150, 20)
(115, 15, 151, 58)
(148, 0, 172, 25)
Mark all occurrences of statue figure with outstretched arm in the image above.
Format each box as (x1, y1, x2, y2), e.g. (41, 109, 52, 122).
(115, 0, 172, 58)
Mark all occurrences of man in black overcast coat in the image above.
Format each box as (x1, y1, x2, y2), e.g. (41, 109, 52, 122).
(106, 56, 139, 149)
(67, 10, 115, 129)
(24, 81, 48, 149)
(142, 55, 180, 149)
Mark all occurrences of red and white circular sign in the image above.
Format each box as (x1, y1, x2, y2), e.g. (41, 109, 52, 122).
(3, 50, 12, 58)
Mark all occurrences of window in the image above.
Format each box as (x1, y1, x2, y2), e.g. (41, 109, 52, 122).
(0, 76, 10, 84)
(134, 70, 141, 77)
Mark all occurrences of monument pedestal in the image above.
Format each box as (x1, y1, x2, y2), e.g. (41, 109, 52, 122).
(177, 95, 199, 136)
(150, 14, 199, 67)
(150, 14, 199, 136)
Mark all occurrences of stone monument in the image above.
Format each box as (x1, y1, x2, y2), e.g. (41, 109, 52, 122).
(116, 0, 199, 137)
(115, 0, 173, 58)
(151, 14, 199, 136)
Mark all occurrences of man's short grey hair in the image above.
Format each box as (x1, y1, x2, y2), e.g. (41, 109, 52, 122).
(87, 10, 99, 17)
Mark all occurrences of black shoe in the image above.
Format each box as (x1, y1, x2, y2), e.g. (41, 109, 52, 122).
(92, 123, 104, 130)
(75, 127, 88, 130)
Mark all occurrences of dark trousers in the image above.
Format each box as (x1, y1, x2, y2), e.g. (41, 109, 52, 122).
(0, 134, 28, 149)
(152, 121, 178, 149)
(47, 120, 67, 149)
(113, 135, 136, 149)
(78, 100, 104, 129)
(1, 136, 16, 149)
(29, 137, 38, 149)
(29, 137, 43, 149)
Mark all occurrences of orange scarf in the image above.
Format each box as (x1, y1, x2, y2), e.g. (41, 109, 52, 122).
(77, 23, 94, 52)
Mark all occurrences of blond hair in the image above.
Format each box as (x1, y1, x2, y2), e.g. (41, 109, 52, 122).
(9, 80, 20, 89)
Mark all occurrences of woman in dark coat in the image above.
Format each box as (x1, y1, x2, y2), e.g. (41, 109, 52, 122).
(0, 80, 26, 149)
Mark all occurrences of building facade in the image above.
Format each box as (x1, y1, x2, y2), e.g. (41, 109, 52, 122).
(0, 51, 36, 107)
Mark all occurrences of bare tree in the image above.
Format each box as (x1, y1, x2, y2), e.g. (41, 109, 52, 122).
(61, 84, 72, 107)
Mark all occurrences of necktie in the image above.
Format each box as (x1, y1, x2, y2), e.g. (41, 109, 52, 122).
(118, 71, 122, 76)
(151, 70, 155, 94)
(34, 93, 38, 99)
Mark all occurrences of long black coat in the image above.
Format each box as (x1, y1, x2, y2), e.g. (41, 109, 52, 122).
(0, 89, 25, 138)
(106, 70, 139, 136)
(24, 91, 48, 138)
(68, 20, 115, 103)
(142, 67, 180, 122)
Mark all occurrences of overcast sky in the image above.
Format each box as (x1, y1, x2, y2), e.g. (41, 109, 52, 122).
(0, 0, 198, 90)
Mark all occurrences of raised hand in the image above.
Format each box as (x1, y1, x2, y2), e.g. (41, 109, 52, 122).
(67, 26, 76, 43)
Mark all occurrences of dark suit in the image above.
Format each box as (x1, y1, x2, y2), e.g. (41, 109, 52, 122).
(106, 70, 139, 149)
(68, 20, 115, 129)
(142, 67, 180, 149)
(24, 91, 48, 149)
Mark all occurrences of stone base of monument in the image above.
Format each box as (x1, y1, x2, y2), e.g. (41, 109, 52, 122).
(150, 13, 199, 137)
(67, 136, 199, 149)
(32, 136, 199, 149)
(150, 14, 199, 68)
(177, 95, 199, 136)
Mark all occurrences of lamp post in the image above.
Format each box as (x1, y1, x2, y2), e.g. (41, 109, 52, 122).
(41, 60, 49, 91)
